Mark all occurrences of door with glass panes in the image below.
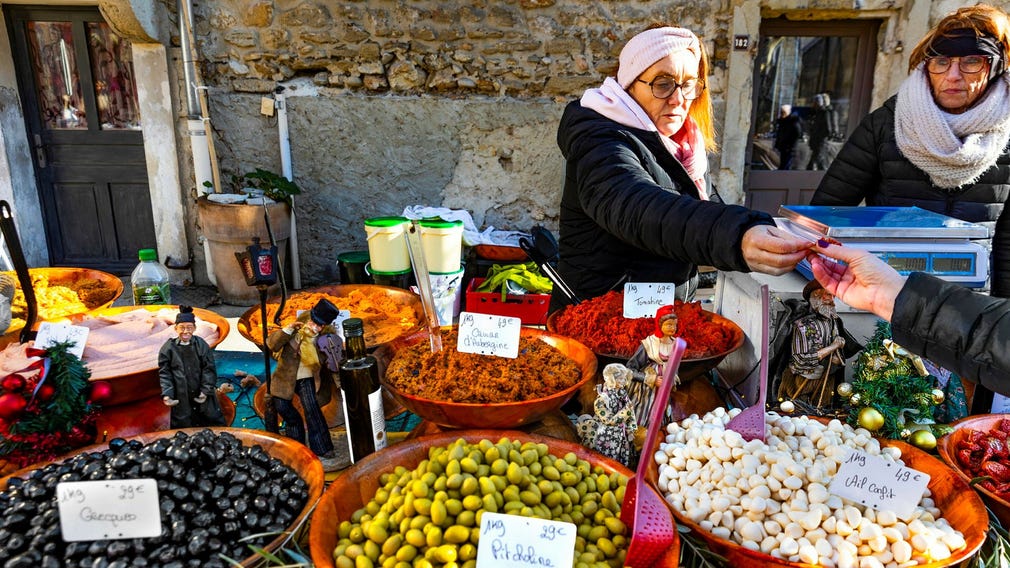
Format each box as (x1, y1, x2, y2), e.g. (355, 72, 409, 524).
(745, 19, 880, 215)
(6, 5, 154, 273)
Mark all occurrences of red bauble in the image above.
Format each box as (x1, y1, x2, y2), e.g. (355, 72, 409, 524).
(1, 374, 26, 393)
(88, 381, 113, 403)
(0, 392, 28, 420)
(36, 384, 56, 402)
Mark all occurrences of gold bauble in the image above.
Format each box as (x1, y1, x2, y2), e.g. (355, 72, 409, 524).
(931, 388, 945, 405)
(858, 407, 885, 431)
(909, 429, 938, 451)
(837, 382, 853, 397)
(779, 400, 796, 414)
(850, 393, 862, 405)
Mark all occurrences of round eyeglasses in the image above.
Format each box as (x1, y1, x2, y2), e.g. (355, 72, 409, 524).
(636, 76, 705, 100)
(926, 55, 990, 75)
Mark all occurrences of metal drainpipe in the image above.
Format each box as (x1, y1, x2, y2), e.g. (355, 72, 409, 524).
(275, 86, 302, 289)
(179, 0, 218, 285)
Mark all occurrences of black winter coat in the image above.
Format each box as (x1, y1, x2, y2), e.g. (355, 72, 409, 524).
(892, 272, 1010, 394)
(554, 101, 773, 308)
(811, 96, 1010, 296)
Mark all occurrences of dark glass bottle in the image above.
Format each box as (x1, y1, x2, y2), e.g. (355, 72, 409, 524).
(339, 318, 386, 463)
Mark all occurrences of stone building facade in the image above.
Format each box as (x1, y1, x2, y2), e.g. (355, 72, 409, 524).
(0, 0, 1003, 287)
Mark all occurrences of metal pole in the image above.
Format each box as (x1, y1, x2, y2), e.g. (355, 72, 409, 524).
(260, 286, 279, 433)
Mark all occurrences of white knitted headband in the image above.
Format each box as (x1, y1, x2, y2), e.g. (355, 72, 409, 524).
(617, 27, 702, 88)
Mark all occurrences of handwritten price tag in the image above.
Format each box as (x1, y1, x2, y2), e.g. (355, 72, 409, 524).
(827, 448, 930, 520)
(34, 322, 89, 360)
(476, 512, 576, 568)
(457, 312, 521, 359)
(623, 282, 677, 318)
(57, 479, 161, 541)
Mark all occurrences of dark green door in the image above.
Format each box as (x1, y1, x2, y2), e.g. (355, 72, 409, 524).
(6, 5, 154, 274)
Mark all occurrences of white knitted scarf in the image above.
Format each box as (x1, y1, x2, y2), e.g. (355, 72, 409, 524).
(895, 65, 1010, 190)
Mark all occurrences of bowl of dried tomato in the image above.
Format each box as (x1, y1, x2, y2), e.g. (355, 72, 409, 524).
(937, 413, 1010, 527)
(376, 327, 597, 429)
(546, 293, 745, 382)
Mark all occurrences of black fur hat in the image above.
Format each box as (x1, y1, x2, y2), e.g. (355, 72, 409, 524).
(175, 305, 196, 325)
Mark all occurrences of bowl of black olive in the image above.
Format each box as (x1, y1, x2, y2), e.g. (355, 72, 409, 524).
(0, 428, 325, 567)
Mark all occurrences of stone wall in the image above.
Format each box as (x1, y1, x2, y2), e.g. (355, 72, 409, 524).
(188, 0, 733, 284)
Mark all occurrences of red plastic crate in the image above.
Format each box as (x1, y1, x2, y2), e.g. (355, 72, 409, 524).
(465, 277, 550, 326)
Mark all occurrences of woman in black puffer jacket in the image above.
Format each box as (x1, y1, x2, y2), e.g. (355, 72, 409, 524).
(554, 25, 809, 311)
(811, 4, 1010, 297)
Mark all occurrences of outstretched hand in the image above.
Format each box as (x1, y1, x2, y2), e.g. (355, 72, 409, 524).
(806, 243, 905, 321)
(741, 225, 812, 275)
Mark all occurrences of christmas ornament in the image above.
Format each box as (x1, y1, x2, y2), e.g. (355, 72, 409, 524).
(909, 429, 937, 451)
(931, 389, 945, 405)
(837, 382, 853, 397)
(36, 384, 55, 402)
(88, 381, 113, 404)
(779, 400, 795, 413)
(900, 428, 911, 439)
(858, 407, 886, 431)
(0, 392, 27, 420)
(1, 374, 26, 393)
(850, 393, 862, 405)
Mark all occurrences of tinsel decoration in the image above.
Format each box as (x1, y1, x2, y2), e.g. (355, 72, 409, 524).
(846, 321, 940, 441)
(0, 342, 100, 468)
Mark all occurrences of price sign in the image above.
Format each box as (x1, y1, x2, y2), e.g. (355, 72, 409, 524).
(456, 312, 521, 359)
(34, 322, 89, 360)
(827, 448, 930, 520)
(476, 512, 576, 568)
(57, 479, 161, 541)
(623, 282, 677, 318)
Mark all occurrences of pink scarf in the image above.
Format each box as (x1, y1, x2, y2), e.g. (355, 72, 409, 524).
(581, 77, 709, 198)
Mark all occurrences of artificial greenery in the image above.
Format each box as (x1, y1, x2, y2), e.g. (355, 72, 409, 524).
(969, 508, 1010, 568)
(845, 321, 939, 439)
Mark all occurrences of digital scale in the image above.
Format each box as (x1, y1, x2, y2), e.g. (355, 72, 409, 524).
(776, 205, 991, 288)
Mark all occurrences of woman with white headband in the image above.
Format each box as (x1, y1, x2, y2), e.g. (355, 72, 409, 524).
(553, 25, 810, 311)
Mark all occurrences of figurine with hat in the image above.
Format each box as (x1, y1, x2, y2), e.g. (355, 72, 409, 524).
(625, 304, 680, 424)
(265, 298, 342, 467)
(158, 305, 226, 428)
(777, 280, 848, 408)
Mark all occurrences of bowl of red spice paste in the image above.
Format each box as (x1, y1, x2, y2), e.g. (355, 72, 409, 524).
(376, 327, 596, 429)
(546, 292, 744, 382)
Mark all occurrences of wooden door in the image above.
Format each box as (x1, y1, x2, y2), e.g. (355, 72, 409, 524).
(745, 19, 880, 215)
(6, 6, 154, 274)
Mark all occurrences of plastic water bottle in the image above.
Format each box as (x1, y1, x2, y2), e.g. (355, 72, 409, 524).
(131, 248, 171, 305)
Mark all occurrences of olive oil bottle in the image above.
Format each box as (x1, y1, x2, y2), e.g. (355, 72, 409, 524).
(339, 318, 386, 463)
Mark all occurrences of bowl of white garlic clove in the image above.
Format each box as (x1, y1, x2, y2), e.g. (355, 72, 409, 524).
(647, 409, 988, 568)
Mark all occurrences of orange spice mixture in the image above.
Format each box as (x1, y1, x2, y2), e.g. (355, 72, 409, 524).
(246, 289, 419, 346)
(383, 329, 582, 403)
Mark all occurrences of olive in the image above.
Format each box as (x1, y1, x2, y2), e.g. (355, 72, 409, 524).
(41, 554, 62, 568)
(108, 438, 128, 451)
(4, 553, 36, 567)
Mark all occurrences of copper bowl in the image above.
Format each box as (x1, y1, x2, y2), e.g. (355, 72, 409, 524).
(546, 308, 745, 383)
(473, 244, 527, 262)
(237, 284, 423, 349)
(251, 383, 404, 429)
(0, 427, 324, 567)
(61, 305, 229, 406)
(658, 436, 987, 568)
(375, 327, 596, 429)
(308, 430, 680, 568)
(1, 267, 124, 347)
(937, 413, 1010, 528)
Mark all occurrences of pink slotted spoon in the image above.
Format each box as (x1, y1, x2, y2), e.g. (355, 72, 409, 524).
(725, 284, 770, 441)
(621, 337, 687, 568)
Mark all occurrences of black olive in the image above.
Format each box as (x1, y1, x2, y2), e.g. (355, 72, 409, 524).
(65, 541, 90, 557)
(192, 511, 214, 527)
(153, 544, 176, 562)
(130, 557, 149, 566)
(90, 555, 110, 568)
(221, 507, 239, 521)
(108, 438, 128, 452)
(106, 540, 130, 559)
(252, 495, 269, 510)
(107, 561, 130, 568)
(5, 532, 27, 553)
(180, 501, 197, 514)
(159, 498, 176, 514)
(221, 521, 240, 534)
(226, 485, 243, 499)
(41, 555, 62, 568)
(4, 554, 36, 568)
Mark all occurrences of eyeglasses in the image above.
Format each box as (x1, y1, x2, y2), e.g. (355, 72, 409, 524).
(926, 55, 991, 74)
(636, 76, 705, 100)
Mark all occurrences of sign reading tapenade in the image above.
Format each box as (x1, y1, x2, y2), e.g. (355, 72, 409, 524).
(457, 312, 521, 359)
(57, 479, 161, 541)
